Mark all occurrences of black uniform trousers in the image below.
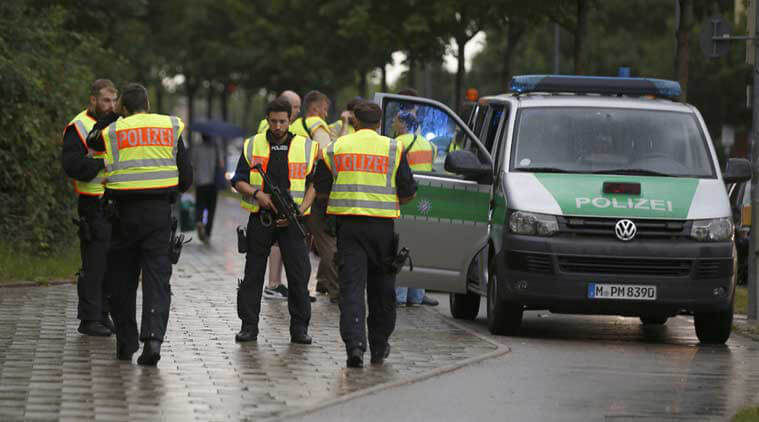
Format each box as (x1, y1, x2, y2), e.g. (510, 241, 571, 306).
(106, 199, 173, 356)
(336, 217, 396, 355)
(76, 196, 111, 322)
(237, 212, 311, 336)
(195, 184, 218, 236)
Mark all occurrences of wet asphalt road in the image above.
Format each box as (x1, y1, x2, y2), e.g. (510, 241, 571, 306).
(294, 296, 759, 422)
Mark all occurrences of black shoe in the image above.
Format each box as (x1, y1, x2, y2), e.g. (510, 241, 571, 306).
(315, 284, 328, 294)
(102, 316, 115, 334)
(371, 344, 391, 365)
(346, 348, 364, 368)
(309, 296, 317, 303)
(291, 333, 313, 344)
(116, 347, 134, 362)
(421, 294, 439, 306)
(137, 340, 161, 366)
(78, 321, 112, 337)
(235, 329, 257, 343)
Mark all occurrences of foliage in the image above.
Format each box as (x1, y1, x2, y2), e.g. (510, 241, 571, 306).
(0, 241, 80, 283)
(0, 1, 120, 252)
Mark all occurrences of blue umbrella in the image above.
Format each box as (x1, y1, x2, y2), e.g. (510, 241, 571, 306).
(189, 120, 247, 139)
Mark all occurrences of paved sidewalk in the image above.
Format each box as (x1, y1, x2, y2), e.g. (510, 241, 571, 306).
(0, 197, 501, 421)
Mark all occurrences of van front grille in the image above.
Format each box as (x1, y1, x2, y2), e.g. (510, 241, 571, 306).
(557, 256, 691, 276)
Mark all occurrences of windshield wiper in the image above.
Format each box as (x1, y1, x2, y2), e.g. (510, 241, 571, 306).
(514, 167, 578, 174)
(591, 168, 673, 177)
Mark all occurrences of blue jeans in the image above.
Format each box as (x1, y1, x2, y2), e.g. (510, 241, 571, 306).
(396, 287, 424, 305)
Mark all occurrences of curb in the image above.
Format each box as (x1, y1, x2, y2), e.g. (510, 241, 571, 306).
(266, 306, 509, 422)
(0, 279, 75, 288)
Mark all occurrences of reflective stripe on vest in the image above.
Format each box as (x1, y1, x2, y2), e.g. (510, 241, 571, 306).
(398, 133, 435, 172)
(240, 133, 318, 214)
(66, 110, 106, 196)
(103, 113, 182, 190)
(324, 130, 402, 218)
(290, 116, 329, 138)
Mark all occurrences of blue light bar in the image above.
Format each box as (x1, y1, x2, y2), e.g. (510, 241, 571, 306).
(509, 75, 681, 99)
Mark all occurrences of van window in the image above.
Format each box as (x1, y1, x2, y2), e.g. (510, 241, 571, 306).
(510, 108, 715, 178)
(382, 99, 482, 174)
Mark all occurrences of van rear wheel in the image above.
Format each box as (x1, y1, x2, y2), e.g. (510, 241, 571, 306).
(450, 292, 481, 320)
(694, 306, 733, 345)
(487, 260, 523, 335)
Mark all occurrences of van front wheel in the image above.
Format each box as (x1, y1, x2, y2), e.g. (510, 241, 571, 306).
(450, 292, 481, 320)
(694, 306, 733, 345)
(487, 260, 523, 336)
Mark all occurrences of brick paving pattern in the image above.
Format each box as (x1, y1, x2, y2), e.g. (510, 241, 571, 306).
(0, 197, 497, 421)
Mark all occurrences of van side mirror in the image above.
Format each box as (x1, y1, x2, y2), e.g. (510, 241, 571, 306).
(723, 158, 751, 184)
(445, 150, 492, 183)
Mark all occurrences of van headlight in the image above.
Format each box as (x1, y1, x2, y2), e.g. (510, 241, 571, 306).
(509, 211, 559, 236)
(690, 218, 733, 241)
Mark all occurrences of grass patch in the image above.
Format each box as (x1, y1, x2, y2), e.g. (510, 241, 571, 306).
(736, 286, 748, 315)
(734, 407, 759, 421)
(0, 241, 80, 284)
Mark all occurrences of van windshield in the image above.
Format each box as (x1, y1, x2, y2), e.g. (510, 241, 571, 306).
(511, 107, 715, 178)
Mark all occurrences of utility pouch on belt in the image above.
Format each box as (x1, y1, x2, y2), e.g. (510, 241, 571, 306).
(72, 217, 92, 242)
(237, 225, 248, 254)
(169, 217, 191, 264)
(389, 233, 413, 275)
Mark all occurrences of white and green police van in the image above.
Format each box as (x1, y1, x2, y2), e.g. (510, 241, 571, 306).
(374, 75, 751, 344)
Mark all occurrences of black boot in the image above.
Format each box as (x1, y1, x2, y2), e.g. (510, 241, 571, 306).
(291, 333, 313, 344)
(78, 321, 112, 337)
(346, 348, 364, 368)
(102, 315, 115, 334)
(235, 326, 257, 343)
(371, 344, 391, 365)
(137, 340, 162, 366)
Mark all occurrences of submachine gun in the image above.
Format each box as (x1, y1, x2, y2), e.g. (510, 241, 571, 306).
(252, 163, 307, 237)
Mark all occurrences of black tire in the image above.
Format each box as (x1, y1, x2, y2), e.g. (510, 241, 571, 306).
(450, 292, 481, 320)
(640, 316, 668, 325)
(694, 306, 733, 345)
(486, 259, 523, 335)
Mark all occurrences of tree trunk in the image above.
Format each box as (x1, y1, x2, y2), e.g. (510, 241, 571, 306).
(221, 84, 229, 122)
(573, 0, 588, 75)
(186, 81, 197, 148)
(381, 64, 388, 92)
(154, 82, 164, 114)
(455, 35, 467, 115)
(675, 0, 691, 101)
(502, 22, 526, 86)
(357, 70, 368, 99)
(408, 57, 416, 89)
(206, 82, 214, 120)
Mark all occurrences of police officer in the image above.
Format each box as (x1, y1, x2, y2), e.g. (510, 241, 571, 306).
(87, 83, 193, 366)
(233, 97, 318, 344)
(62, 79, 118, 337)
(315, 101, 417, 367)
(292, 91, 340, 302)
(393, 111, 437, 172)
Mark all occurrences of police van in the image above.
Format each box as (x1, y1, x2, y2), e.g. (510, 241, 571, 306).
(374, 75, 751, 344)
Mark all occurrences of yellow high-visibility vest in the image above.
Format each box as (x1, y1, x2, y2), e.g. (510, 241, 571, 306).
(240, 133, 318, 214)
(65, 110, 106, 196)
(102, 113, 183, 190)
(290, 116, 329, 138)
(323, 129, 403, 218)
(257, 118, 269, 134)
(329, 120, 355, 138)
(397, 133, 436, 172)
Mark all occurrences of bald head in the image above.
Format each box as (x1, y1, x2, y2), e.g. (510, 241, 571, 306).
(278, 90, 301, 122)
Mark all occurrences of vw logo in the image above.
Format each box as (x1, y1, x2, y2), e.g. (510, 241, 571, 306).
(615, 219, 637, 241)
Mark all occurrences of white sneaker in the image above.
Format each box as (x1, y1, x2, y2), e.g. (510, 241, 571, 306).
(263, 286, 287, 300)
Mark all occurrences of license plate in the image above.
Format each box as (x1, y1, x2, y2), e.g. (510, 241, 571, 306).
(587, 283, 657, 301)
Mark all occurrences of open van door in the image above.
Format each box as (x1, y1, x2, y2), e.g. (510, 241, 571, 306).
(372, 93, 493, 293)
